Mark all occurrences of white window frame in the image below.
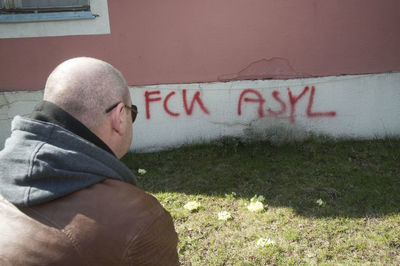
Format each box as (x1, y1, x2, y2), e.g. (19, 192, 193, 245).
(0, 0, 110, 38)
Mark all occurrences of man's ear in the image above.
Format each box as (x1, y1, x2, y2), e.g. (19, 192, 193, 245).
(111, 102, 125, 135)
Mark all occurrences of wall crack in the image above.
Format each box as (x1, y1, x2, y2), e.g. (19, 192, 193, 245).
(218, 57, 311, 82)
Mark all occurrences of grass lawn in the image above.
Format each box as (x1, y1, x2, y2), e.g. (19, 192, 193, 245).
(122, 137, 400, 265)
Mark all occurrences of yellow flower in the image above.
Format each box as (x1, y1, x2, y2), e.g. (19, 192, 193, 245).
(138, 168, 147, 175)
(256, 238, 275, 247)
(316, 198, 326, 207)
(217, 211, 232, 221)
(247, 201, 264, 212)
(184, 201, 201, 212)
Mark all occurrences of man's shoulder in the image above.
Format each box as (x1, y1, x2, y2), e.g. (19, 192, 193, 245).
(23, 179, 175, 265)
(39, 179, 168, 227)
(86, 179, 166, 218)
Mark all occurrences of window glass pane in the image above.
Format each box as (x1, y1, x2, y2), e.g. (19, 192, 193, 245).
(0, 0, 11, 9)
(0, 0, 90, 13)
(19, 0, 89, 8)
(0, 0, 89, 9)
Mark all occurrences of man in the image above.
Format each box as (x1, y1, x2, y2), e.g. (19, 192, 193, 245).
(0, 57, 179, 265)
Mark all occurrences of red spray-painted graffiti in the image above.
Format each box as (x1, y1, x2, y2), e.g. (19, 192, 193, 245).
(144, 89, 210, 119)
(238, 86, 336, 123)
(144, 86, 336, 123)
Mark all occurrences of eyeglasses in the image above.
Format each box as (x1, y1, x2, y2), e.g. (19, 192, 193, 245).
(105, 102, 138, 123)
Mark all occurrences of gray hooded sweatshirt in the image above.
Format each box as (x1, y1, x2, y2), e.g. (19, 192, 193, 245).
(0, 116, 136, 206)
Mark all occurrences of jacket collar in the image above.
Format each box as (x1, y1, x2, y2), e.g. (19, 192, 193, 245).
(0, 116, 136, 206)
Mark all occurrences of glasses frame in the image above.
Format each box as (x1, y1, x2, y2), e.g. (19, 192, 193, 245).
(105, 102, 138, 124)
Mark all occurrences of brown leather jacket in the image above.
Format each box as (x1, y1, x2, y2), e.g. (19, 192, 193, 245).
(0, 179, 179, 265)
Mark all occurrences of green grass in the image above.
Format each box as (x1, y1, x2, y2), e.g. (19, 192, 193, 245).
(122, 137, 400, 265)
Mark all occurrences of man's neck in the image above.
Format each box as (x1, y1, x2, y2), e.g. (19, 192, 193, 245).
(30, 101, 116, 156)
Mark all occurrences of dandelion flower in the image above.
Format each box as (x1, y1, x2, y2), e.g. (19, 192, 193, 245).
(247, 201, 264, 212)
(316, 198, 325, 207)
(184, 201, 201, 212)
(256, 238, 275, 248)
(217, 211, 232, 221)
(251, 194, 265, 203)
(138, 168, 147, 175)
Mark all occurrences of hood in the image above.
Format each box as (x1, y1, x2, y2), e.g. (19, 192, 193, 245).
(0, 116, 136, 206)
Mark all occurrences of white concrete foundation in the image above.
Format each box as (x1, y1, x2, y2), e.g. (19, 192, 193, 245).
(1, 73, 399, 152)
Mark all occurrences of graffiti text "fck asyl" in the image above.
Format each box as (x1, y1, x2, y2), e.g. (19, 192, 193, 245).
(144, 86, 336, 123)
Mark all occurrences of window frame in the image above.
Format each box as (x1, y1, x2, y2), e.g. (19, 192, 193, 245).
(0, 0, 110, 38)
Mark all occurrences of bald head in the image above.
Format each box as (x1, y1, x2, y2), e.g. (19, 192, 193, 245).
(44, 57, 129, 131)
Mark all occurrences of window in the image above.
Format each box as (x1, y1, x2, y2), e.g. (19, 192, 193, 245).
(0, 0, 110, 38)
(1, 0, 90, 12)
(0, 0, 94, 22)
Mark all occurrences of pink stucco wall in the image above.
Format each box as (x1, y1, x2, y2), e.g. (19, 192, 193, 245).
(1, 0, 400, 91)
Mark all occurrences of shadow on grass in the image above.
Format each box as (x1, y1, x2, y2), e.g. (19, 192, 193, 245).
(122, 137, 400, 218)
